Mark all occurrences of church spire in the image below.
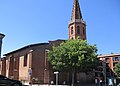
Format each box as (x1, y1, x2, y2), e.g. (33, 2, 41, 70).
(68, 0, 86, 40)
(71, 0, 82, 20)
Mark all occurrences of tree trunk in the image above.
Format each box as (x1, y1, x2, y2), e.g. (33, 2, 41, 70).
(71, 70, 75, 86)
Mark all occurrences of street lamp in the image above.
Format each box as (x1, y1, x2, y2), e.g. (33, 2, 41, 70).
(0, 33, 5, 58)
(54, 71, 59, 85)
(103, 60, 106, 86)
(0, 33, 5, 74)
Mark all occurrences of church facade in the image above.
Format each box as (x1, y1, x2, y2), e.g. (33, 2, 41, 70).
(1, 40, 67, 84)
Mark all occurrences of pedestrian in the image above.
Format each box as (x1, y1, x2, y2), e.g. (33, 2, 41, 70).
(100, 79, 103, 86)
(95, 78, 98, 86)
(108, 78, 113, 86)
(114, 78, 116, 86)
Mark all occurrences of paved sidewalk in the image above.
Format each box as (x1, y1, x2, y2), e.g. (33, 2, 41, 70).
(23, 84, 96, 86)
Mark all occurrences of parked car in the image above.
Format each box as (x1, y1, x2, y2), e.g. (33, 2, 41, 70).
(0, 75, 22, 86)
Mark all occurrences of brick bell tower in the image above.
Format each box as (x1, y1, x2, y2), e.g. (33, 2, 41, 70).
(68, 0, 86, 40)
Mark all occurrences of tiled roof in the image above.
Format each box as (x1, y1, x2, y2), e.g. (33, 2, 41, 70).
(4, 43, 48, 56)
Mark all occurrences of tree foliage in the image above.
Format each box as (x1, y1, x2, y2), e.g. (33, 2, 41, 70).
(115, 62, 120, 76)
(48, 38, 99, 72)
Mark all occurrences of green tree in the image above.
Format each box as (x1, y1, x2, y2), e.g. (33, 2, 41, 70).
(48, 38, 98, 85)
(115, 62, 120, 77)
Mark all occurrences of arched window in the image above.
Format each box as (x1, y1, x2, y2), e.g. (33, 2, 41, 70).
(71, 26, 74, 34)
(77, 26, 80, 34)
(83, 27, 85, 35)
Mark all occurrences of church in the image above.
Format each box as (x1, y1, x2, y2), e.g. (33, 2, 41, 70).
(0, 0, 93, 84)
(1, 0, 119, 85)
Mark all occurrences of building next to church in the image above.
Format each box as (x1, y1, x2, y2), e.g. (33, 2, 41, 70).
(98, 54, 120, 77)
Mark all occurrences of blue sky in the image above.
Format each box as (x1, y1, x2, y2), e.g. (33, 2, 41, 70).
(0, 0, 120, 56)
